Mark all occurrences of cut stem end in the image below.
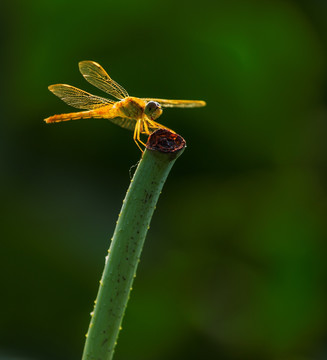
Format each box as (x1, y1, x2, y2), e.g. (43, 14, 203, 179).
(146, 129, 186, 154)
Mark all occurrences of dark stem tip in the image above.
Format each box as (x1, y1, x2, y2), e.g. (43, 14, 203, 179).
(146, 129, 186, 153)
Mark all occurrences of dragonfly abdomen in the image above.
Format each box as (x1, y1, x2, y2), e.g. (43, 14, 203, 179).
(44, 109, 104, 123)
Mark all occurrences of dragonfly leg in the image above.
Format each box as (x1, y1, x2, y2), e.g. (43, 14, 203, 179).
(142, 120, 151, 135)
(136, 120, 146, 147)
(147, 119, 175, 133)
(133, 120, 145, 152)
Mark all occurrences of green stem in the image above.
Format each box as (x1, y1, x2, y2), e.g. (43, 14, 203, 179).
(82, 130, 185, 360)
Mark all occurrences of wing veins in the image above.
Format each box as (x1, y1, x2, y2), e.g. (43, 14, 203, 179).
(79, 61, 129, 100)
(48, 84, 114, 110)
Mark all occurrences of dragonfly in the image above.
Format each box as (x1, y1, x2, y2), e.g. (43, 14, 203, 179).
(45, 61, 206, 151)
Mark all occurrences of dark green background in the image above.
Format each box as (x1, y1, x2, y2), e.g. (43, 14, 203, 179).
(1, 0, 327, 359)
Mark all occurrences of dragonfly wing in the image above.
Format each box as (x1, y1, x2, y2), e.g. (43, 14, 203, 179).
(79, 61, 129, 100)
(142, 98, 206, 108)
(48, 84, 114, 110)
(108, 117, 136, 131)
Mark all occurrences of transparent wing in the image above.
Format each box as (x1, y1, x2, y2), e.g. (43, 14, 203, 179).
(79, 61, 129, 100)
(142, 98, 206, 108)
(109, 117, 136, 131)
(48, 84, 114, 110)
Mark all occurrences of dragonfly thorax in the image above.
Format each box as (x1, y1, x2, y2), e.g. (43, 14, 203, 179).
(117, 97, 145, 119)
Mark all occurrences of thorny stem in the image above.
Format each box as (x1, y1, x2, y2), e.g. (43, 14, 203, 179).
(82, 130, 186, 360)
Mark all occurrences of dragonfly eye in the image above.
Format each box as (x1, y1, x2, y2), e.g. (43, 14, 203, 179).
(145, 101, 162, 120)
(145, 101, 160, 112)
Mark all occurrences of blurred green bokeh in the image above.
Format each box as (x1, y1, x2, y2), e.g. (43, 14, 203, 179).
(1, 0, 327, 359)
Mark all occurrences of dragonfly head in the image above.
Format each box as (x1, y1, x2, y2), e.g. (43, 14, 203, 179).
(144, 101, 162, 120)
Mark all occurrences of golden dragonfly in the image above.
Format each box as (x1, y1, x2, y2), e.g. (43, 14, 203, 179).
(45, 61, 206, 150)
